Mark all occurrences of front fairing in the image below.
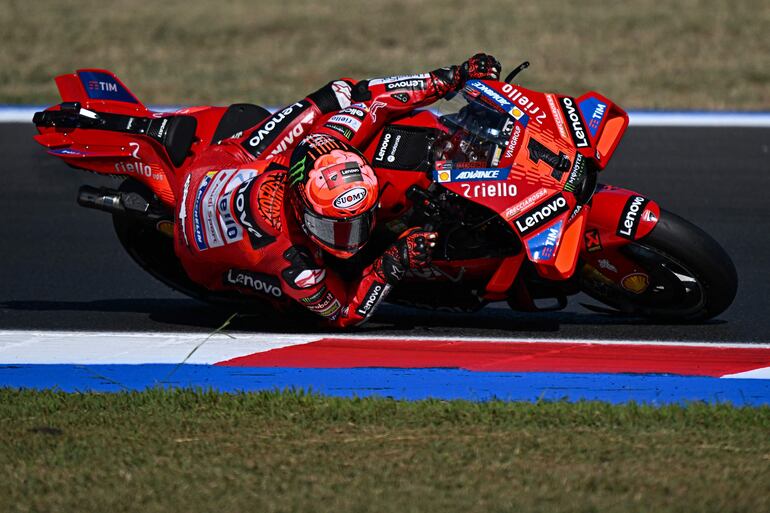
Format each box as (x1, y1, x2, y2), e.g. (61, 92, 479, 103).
(432, 80, 627, 280)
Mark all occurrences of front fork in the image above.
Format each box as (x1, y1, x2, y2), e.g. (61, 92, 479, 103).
(578, 184, 661, 295)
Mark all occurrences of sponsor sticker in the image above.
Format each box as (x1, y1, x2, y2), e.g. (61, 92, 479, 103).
(192, 174, 213, 250)
(459, 181, 517, 199)
(333, 187, 368, 209)
(331, 80, 352, 109)
(504, 188, 549, 220)
(546, 94, 569, 140)
(339, 107, 366, 119)
(597, 259, 618, 273)
(559, 97, 590, 148)
(578, 97, 608, 137)
(49, 148, 86, 156)
(78, 71, 137, 103)
(301, 286, 328, 304)
(266, 111, 316, 158)
(223, 269, 283, 298)
(244, 101, 308, 155)
(355, 283, 388, 317)
(616, 195, 650, 240)
(202, 169, 239, 248)
(233, 180, 276, 250)
(369, 73, 430, 87)
(178, 174, 192, 248)
(563, 153, 586, 193)
(465, 80, 513, 112)
(513, 193, 570, 235)
(621, 273, 649, 294)
(584, 229, 603, 252)
(503, 124, 523, 160)
(294, 268, 326, 289)
(432, 164, 511, 183)
(526, 220, 563, 261)
(324, 123, 354, 140)
(327, 114, 362, 131)
(501, 84, 547, 124)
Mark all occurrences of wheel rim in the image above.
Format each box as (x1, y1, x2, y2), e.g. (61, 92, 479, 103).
(581, 242, 707, 318)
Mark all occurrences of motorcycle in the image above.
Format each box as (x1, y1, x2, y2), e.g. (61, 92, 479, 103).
(32, 64, 737, 322)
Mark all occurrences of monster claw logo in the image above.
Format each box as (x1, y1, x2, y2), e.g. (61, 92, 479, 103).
(288, 156, 307, 186)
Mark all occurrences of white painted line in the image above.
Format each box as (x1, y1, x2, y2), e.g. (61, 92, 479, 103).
(722, 366, 770, 379)
(4, 105, 770, 126)
(0, 330, 767, 365)
(0, 330, 315, 365)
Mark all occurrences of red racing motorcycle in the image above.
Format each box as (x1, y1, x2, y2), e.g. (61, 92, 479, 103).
(33, 64, 737, 322)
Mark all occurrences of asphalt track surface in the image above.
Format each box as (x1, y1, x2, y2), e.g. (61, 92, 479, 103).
(1, 123, 768, 342)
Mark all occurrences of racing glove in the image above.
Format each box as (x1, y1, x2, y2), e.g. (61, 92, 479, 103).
(433, 53, 502, 95)
(460, 53, 502, 82)
(376, 228, 438, 284)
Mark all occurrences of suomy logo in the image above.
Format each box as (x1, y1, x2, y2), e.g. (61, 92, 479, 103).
(559, 97, 589, 148)
(514, 194, 570, 235)
(333, 187, 368, 209)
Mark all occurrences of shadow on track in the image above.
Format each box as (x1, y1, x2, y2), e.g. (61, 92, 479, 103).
(0, 299, 725, 336)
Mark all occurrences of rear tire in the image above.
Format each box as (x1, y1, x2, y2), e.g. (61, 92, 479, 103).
(111, 180, 279, 311)
(580, 209, 737, 322)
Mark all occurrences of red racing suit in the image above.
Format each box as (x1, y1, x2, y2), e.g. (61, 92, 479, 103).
(173, 64, 480, 327)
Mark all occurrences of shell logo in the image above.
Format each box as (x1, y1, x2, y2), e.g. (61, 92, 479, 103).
(437, 171, 451, 183)
(511, 107, 524, 119)
(621, 273, 649, 294)
(155, 220, 175, 238)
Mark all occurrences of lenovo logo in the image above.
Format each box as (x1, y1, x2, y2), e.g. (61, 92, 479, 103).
(559, 97, 589, 148)
(514, 194, 570, 235)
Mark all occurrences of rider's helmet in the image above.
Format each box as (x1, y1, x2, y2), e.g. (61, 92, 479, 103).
(287, 134, 379, 258)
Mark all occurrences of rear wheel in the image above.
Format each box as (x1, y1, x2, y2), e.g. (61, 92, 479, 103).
(580, 209, 737, 322)
(111, 180, 279, 311)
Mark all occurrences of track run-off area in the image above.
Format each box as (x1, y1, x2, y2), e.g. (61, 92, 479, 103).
(1, 110, 769, 405)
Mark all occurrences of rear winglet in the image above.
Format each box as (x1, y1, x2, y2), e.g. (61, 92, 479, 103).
(54, 69, 149, 114)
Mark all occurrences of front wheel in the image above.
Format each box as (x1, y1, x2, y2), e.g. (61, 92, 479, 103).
(579, 209, 737, 322)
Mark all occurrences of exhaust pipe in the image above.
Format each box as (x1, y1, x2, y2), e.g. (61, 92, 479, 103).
(77, 186, 125, 213)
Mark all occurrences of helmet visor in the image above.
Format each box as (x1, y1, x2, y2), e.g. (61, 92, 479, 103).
(302, 208, 374, 253)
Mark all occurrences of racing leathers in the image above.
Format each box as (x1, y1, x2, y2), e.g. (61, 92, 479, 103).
(173, 55, 500, 327)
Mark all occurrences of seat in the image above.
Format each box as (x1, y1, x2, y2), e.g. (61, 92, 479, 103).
(211, 103, 272, 144)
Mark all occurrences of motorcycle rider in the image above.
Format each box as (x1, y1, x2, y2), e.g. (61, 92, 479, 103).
(173, 54, 501, 327)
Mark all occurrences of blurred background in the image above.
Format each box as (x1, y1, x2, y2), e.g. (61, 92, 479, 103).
(1, 0, 768, 109)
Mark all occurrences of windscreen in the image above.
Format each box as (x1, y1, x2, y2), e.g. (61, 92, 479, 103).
(434, 91, 515, 165)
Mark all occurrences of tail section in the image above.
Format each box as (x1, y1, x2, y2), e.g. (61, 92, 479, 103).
(33, 69, 197, 207)
(55, 69, 149, 114)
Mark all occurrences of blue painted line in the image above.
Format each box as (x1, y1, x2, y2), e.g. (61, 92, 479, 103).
(1, 364, 768, 405)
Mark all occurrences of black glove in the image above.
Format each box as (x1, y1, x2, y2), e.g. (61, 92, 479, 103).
(377, 228, 438, 284)
(460, 53, 501, 83)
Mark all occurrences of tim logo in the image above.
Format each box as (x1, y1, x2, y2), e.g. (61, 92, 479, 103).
(88, 80, 118, 92)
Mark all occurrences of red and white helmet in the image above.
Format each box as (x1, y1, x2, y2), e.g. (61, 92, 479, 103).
(288, 136, 379, 258)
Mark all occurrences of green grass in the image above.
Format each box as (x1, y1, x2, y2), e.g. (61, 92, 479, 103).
(1, 388, 768, 512)
(1, 0, 768, 108)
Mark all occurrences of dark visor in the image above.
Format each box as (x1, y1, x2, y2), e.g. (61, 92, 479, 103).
(302, 208, 374, 252)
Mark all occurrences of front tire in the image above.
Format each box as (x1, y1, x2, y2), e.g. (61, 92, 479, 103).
(580, 209, 737, 322)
